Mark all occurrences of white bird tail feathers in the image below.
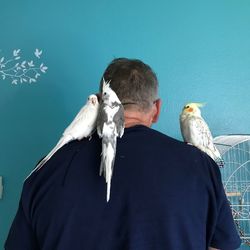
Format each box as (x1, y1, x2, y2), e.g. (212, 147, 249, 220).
(194, 143, 224, 167)
(215, 157, 225, 167)
(25, 134, 73, 180)
(205, 145, 225, 167)
(38, 134, 73, 169)
(100, 136, 117, 202)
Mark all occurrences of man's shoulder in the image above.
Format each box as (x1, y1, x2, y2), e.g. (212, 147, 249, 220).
(145, 127, 220, 167)
(24, 134, 101, 184)
(124, 125, 179, 141)
(135, 125, 191, 149)
(123, 125, 205, 158)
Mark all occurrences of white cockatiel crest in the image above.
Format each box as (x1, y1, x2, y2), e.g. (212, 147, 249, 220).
(26, 94, 100, 179)
(180, 102, 224, 167)
(97, 79, 125, 202)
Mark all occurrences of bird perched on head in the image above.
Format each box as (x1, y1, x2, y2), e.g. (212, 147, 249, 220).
(97, 79, 125, 202)
(180, 102, 224, 167)
(26, 94, 100, 179)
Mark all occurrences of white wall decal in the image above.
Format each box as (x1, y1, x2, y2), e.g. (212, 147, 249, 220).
(0, 49, 48, 84)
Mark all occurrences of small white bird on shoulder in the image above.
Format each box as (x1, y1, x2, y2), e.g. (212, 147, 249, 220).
(180, 102, 224, 167)
(26, 94, 100, 179)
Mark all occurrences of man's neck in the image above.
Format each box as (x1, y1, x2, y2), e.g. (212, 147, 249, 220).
(124, 110, 153, 128)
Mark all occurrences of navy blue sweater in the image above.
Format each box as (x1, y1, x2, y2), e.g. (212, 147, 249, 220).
(5, 125, 241, 249)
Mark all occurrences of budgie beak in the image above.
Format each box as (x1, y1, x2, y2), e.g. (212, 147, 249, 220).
(91, 97, 97, 105)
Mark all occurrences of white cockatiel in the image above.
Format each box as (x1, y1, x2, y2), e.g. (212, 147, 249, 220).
(26, 94, 100, 179)
(97, 79, 125, 202)
(180, 102, 224, 167)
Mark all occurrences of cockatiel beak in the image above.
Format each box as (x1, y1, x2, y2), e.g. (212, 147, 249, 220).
(187, 107, 194, 113)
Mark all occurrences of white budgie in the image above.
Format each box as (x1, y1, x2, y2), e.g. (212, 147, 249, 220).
(26, 94, 100, 179)
(180, 102, 224, 167)
(97, 79, 125, 202)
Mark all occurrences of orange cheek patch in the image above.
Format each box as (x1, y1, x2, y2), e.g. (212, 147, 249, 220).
(188, 107, 193, 112)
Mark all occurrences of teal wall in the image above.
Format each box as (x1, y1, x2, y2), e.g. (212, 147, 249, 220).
(1, 0, 250, 248)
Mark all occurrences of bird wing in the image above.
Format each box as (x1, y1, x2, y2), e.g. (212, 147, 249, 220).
(63, 105, 88, 135)
(189, 116, 213, 146)
(63, 104, 98, 139)
(185, 116, 220, 158)
(96, 103, 108, 138)
(113, 103, 125, 137)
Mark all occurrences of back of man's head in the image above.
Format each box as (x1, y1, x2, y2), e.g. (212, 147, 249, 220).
(100, 58, 158, 112)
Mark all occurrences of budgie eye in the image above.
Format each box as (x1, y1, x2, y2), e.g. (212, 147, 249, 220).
(103, 92, 107, 96)
(186, 105, 190, 109)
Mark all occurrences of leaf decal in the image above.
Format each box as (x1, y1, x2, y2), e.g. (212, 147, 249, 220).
(1, 48, 48, 84)
(13, 49, 20, 57)
(34, 49, 42, 59)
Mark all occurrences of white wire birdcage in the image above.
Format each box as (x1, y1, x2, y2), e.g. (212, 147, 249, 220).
(214, 135, 250, 249)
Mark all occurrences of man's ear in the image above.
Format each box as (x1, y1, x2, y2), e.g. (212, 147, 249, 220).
(152, 99, 162, 123)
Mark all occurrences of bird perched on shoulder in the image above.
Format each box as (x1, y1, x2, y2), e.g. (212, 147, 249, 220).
(26, 94, 100, 179)
(180, 102, 224, 167)
(97, 79, 125, 202)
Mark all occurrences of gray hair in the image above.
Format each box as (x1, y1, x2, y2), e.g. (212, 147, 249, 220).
(100, 58, 158, 112)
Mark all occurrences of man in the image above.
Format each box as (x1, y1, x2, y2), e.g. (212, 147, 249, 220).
(5, 58, 241, 249)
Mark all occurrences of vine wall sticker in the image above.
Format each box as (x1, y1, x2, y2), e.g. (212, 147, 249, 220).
(0, 49, 48, 84)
